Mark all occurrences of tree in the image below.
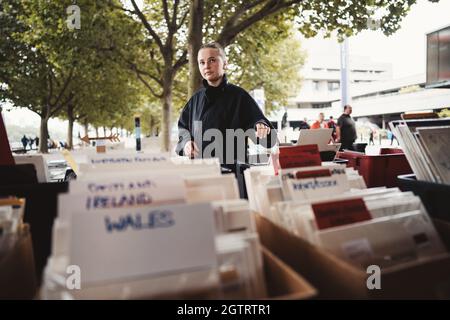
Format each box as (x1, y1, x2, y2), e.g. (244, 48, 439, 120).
(1, 0, 143, 152)
(224, 17, 305, 112)
(111, 0, 189, 152)
(57, 59, 143, 149)
(112, 0, 435, 152)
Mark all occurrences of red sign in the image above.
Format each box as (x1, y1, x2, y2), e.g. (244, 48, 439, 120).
(0, 113, 14, 165)
(278, 144, 321, 169)
(294, 168, 332, 179)
(312, 198, 372, 230)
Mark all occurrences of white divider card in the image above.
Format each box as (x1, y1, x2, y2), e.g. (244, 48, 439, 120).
(13, 154, 50, 183)
(184, 175, 240, 200)
(68, 203, 217, 285)
(69, 173, 186, 196)
(78, 155, 222, 177)
(58, 189, 186, 221)
(87, 152, 170, 166)
(280, 165, 350, 201)
(315, 210, 447, 268)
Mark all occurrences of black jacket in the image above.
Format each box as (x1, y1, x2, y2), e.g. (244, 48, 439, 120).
(176, 75, 276, 163)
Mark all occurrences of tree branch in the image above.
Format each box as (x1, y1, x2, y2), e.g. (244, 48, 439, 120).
(107, 1, 136, 15)
(171, 0, 180, 30)
(177, 7, 189, 29)
(76, 113, 87, 121)
(162, 0, 171, 28)
(50, 92, 74, 118)
(218, 0, 300, 46)
(173, 50, 188, 72)
(222, 0, 267, 31)
(46, 70, 54, 109)
(135, 71, 163, 99)
(52, 68, 74, 108)
(130, 0, 164, 51)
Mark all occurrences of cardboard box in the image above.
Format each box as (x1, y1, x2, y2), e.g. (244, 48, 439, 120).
(256, 213, 450, 299)
(262, 246, 317, 300)
(38, 245, 316, 300)
(0, 224, 38, 299)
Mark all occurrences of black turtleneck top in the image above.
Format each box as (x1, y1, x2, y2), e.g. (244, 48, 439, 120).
(176, 74, 275, 163)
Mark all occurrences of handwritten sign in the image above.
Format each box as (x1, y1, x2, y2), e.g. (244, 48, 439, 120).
(68, 203, 217, 285)
(69, 173, 185, 195)
(281, 165, 349, 201)
(88, 153, 170, 165)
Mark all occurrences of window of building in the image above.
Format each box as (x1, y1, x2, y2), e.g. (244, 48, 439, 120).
(313, 81, 320, 90)
(312, 103, 331, 109)
(327, 81, 340, 91)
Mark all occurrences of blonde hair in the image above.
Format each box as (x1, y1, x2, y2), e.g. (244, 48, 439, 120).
(199, 42, 227, 62)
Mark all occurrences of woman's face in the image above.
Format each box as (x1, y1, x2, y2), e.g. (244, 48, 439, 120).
(198, 48, 227, 86)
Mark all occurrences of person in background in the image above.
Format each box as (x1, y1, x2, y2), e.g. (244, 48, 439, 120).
(311, 112, 329, 129)
(21, 135, 29, 150)
(297, 118, 310, 130)
(336, 105, 357, 151)
(328, 116, 337, 141)
(369, 130, 375, 145)
(391, 131, 398, 146)
(176, 42, 275, 169)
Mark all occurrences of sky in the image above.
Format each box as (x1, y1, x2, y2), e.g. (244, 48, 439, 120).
(2, 0, 450, 131)
(301, 0, 450, 78)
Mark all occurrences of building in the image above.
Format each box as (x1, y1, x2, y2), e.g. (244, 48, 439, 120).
(269, 37, 450, 130)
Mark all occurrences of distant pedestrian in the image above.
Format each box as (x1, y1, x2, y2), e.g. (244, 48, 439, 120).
(21, 135, 29, 150)
(369, 131, 374, 145)
(328, 116, 337, 141)
(336, 105, 357, 151)
(390, 131, 397, 145)
(311, 112, 329, 129)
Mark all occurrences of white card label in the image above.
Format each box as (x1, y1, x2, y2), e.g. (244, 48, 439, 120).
(341, 238, 374, 264)
(69, 203, 217, 285)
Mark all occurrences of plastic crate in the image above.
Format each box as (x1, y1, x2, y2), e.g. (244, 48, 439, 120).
(397, 174, 450, 222)
(379, 148, 405, 155)
(337, 150, 412, 188)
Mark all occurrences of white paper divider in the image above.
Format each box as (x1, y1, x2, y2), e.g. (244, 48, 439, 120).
(77, 156, 221, 178)
(185, 175, 239, 200)
(87, 152, 170, 165)
(68, 203, 217, 285)
(58, 188, 186, 221)
(13, 154, 50, 183)
(69, 173, 186, 195)
(280, 165, 350, 201)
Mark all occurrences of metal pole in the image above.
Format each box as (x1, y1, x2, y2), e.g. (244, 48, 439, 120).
(340, 38, 350, 108)
(135, 116, 141, 151)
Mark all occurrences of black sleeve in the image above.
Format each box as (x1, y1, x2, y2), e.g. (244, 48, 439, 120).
(240, 91, 277, 148)
(175, 99, 193, 156)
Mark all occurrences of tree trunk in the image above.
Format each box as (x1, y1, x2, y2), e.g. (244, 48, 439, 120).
(161, 66, 174, 152)
(39, 115, 50, 154)
(67, 104, 75, 150)
(84, 119, 89, 137)
(95, 127, 99, 137)
(150, 115, 155, 136)
(103, 126, 107, 137)
(188, 0, 204, 97)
